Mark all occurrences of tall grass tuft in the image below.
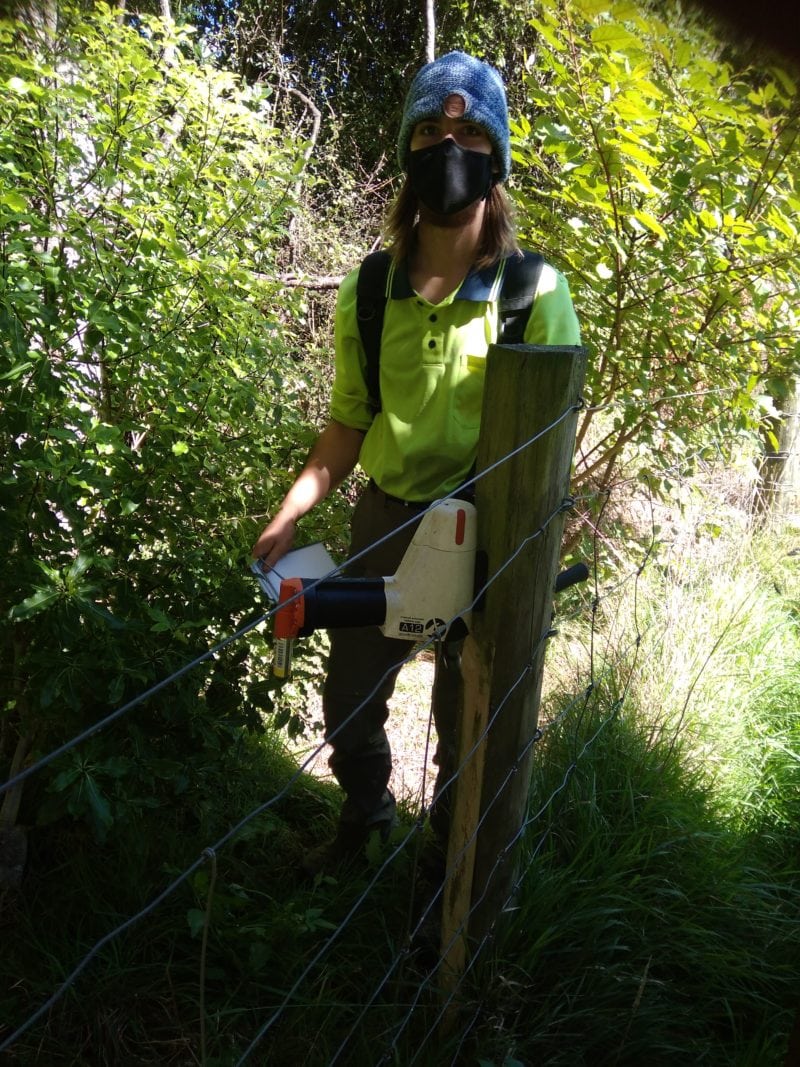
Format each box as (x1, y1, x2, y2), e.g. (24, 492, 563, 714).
(473, 520, 800, 1065)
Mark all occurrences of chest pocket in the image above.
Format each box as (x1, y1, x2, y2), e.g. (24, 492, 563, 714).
(452, 354, 486, 430)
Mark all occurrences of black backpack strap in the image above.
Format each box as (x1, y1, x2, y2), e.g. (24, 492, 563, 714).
(498, 250, 545, 344)
(356, 249, 393, 415)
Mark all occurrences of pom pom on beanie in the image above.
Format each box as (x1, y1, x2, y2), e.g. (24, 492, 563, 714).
(397, 51, 510, 182)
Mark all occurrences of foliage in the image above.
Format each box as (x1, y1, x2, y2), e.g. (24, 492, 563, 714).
(0, 3, 338, 834)
(2, 2, 800, 1057)
(511, 0, 800, 499)
(184, 0, 800, 520)
(475, 509, 800, 1065)
(2, 483, 799, 1064)
(185, 0, 426, 176)
(481, 691, 799, 1064)
(179, 0, 548, 192)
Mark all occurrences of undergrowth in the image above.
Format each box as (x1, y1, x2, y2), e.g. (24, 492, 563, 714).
(2, 522, 799, 1065)
(467, 521, 800, 1066)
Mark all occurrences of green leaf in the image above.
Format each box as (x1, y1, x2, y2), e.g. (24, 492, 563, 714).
(0, 191, 28, 211)
(51, 765, 83, 792)
(67, 554, 94, 582)
(84, 775, 113, 839)
(698, 209, 719, 229)
(572, 0, 612, 15)
(0, 359, 36, 381)
(6, 76, 35, 95)
(76, 598, 127, 630)
(632, 210, 667, 240)
(248, 942, 272, 972)
(108, 674, 126, 704)
(186, 908, 206, 938)
(591, 24, 643, 51)
(530, 18, 566, 53)
(617, 141, 660, 169)
(97, 756, 132, 778)
(9, 587, 60, 621)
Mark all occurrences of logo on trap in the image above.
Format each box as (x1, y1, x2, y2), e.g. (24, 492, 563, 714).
(398, 617, 447, 636)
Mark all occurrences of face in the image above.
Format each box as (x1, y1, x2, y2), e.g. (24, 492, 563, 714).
(410, 92, 493, 156)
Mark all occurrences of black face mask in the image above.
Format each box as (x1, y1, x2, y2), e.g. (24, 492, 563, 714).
(408, 139, 494, 216)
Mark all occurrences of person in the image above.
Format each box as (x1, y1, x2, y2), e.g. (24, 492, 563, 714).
(251, 51, 581, 873)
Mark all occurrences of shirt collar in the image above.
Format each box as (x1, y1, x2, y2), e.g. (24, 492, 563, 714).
(389, 257, 506, 303)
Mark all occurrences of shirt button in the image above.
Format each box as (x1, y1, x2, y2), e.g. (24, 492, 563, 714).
(428, 339, 436, 349)
(429, 313, 437, 322)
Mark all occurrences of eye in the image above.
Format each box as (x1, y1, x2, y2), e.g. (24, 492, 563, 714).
(414, 121, 439, 138)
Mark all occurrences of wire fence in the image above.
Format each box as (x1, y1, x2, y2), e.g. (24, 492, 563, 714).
(0, 401, 784, 1064)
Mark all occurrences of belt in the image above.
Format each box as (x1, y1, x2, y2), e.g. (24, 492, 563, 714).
(367, 479, 435, 510)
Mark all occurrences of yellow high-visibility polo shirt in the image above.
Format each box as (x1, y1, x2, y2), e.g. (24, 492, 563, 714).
(330, 254, 581, 502)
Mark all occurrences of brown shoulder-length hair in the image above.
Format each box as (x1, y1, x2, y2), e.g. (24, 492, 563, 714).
(383, 180, 520, 270)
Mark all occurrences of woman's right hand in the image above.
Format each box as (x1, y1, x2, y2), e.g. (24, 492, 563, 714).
(251, 511, 297, 568)
(249, 419, 364, 569)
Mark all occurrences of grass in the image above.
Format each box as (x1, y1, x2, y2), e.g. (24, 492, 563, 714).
(2, 506, 799, 1065)
(468, 518, 800, 1066)
(476, 693, 799, 1065)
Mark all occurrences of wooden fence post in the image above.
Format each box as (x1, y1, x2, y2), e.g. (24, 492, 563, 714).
(440, 343, 586, 970)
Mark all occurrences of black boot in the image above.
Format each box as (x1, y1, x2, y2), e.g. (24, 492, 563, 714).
(300, 817, 395, 878)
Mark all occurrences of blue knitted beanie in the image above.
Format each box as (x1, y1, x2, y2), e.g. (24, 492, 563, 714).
(397, 51, 510, 182)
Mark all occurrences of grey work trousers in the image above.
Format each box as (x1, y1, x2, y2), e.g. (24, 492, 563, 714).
(322, 482, 461, 839)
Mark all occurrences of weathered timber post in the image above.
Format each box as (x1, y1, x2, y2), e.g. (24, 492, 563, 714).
(440, 344, 586, 973)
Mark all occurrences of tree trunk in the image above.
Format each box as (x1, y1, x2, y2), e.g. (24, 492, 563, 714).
(5, 0, 57, 41)
(756, 377, 800, 520)
(423, 0, 435, 62)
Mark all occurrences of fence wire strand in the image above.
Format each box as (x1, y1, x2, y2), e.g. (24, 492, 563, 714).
(388, 480, 665, 1064)
(2, 398, 759, 1064)
(235, 495, 575, 1063)
(0, 400, 581, 804)
(1, 401, 580, 1055)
